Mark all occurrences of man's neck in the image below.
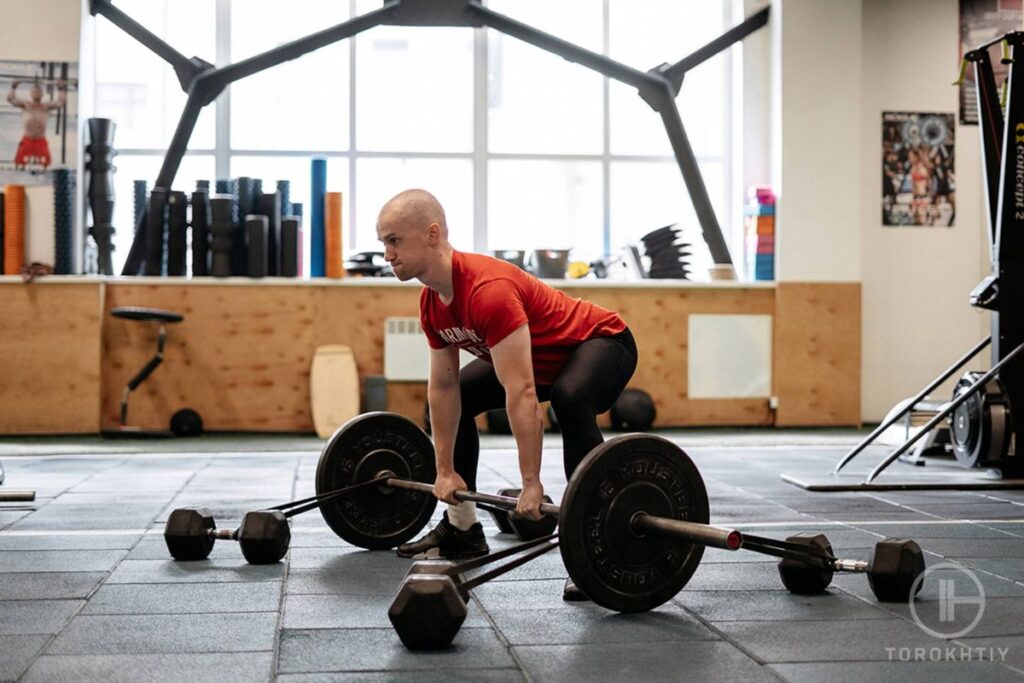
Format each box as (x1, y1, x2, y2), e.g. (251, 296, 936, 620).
(419, 248, 455, 303)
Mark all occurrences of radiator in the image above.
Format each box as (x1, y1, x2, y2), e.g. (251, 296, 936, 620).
(384, 317, 476, 381)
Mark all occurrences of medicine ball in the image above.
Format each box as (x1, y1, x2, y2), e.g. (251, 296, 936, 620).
(486, 409, 512, 435)
(609, 389, 656, 432)
(170, 408, 203, 437)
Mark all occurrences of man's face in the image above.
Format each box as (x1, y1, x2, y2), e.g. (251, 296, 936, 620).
(30, 85, 43, 102)
(377, 218, 433, 281)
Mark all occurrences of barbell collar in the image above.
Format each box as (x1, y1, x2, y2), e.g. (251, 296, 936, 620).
(630, 512, 742, 551)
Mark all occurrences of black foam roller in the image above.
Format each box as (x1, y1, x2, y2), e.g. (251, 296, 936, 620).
(234, 177, 255, 276)
(167, 191, 188, 276)
(257, 192, 281, 276)
(133, 180, 147, 237)
(280, 216, 299, 278)
(53, 168, 75, 274)
(276, 180, 291, 218)
(246, 214, 268, 278)
(196, 180, 210, 192)
(215, 178, 230, 194)
(210, 194, 233, 278)
(191, 189, 210, 277)
(291, 202, 303, 219)
(145, 188, 169, 276)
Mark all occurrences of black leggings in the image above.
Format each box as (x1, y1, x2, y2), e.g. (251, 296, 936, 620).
(453, 329, 638, 491)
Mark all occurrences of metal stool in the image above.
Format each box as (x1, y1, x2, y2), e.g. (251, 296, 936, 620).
(103, 307, 202, 437)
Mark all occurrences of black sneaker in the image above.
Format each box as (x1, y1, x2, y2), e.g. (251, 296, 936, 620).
(396, 511, 490, 560)
(563, 577, 589, 602)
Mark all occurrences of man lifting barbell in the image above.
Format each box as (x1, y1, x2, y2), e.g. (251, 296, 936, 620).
(376, 189, 637, 600)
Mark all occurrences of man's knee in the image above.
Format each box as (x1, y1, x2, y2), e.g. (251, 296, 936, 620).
(549, 384, 590, 417)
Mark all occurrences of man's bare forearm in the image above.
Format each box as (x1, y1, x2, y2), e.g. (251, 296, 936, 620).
(428, 381, 461, 475)
(506, 386, 544, 485)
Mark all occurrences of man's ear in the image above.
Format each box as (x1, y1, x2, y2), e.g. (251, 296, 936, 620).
(427, 222, 441, 245)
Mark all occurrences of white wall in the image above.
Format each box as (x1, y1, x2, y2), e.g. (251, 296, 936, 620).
(859, 0, 989, 421)
(0, 0, 81, 62)
(771, 0, 863, 282)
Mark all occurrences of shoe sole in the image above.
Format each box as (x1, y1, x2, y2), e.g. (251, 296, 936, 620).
(395, 547, 490, 561)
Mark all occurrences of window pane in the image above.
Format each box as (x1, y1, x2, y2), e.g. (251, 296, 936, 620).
(487, 0, 603, 154)
(109, 154, 216, 274)
(609, 160, 723, 280)
(354, 25, 473, 152)
(230, 1, 350, 151)
(488, 160, 602, 263)
(95, 0, 215, 149)
(608, 0, 726, 157)
(355, 158, 473, 252)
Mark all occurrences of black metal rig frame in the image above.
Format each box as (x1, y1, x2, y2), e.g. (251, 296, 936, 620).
(88, 0, 769, 276)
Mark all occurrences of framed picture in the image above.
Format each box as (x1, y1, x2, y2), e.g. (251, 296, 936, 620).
(882, 112, 956, 227)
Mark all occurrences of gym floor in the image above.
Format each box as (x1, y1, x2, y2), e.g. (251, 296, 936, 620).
(2, 431, 1024, 682)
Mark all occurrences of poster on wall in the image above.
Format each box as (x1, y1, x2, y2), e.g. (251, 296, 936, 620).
(959, 0, 1023, 125)
(0, 59, 78, 187)
(882, 112, 955, 227)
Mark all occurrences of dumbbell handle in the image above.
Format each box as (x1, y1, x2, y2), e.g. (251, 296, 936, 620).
(385, 476, 742, 550)
(832, 558, 869, 573)
(208, 528, 238, 541)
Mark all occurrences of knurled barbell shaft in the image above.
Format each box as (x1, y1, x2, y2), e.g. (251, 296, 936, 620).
(386, 477, 744, 551)
(209, 528, 237, 541)
(385, 478, 561, 517)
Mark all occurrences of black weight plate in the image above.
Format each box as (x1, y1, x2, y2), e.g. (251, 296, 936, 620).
(315, 412, 437, 550)
(560, 434, 709, 613)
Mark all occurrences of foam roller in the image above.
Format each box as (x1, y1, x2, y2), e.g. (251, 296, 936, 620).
(191, 189, 210, 277)
(246, 214, 268, 278)
(145, 188, 169, 276)
(325, 191, 343, 278)
(280, 216, 300, 278)
(4, 184, 25, 275)
(167, 191, 188, 276)
(210, 194, 233, 278)
(53, 169, 75, 274)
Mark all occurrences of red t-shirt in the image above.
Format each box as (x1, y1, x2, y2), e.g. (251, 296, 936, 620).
(420, 251, 627, 385)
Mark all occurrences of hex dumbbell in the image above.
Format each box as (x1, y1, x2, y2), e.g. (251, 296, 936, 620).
(164, 508, 290, 564)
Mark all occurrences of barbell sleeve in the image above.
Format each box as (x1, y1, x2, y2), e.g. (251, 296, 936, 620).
(631, 513, 743, 551)
(0, 490, 36, 502)
(832, 559, 869, 573)
(209, 528, 237, 541)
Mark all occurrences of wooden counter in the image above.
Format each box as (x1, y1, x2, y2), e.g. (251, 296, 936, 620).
(0, 276, 859, 433)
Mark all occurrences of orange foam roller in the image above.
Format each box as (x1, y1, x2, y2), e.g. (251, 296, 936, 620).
(4, 185, 25, 275)
(325, 191, 344, 279)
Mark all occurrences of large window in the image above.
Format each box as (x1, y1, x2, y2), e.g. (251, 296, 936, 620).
(94, 0, 735, 277)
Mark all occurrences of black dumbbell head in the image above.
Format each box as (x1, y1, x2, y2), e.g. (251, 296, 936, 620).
(406, 559, 457, 577)
(164, 507, 216, 561)
(867, 538, 925, 602)
(488, 488, 519, 534)
(388, 574, 467, 650)
(778, 533, 835, 594)
(237, 510, 291, 564)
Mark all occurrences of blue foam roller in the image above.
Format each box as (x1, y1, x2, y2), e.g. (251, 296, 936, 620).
(310, 157, 326, 277)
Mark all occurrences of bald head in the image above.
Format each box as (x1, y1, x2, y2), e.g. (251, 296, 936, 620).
(377, 189, 448, 238)
(376, 189, 452, 283)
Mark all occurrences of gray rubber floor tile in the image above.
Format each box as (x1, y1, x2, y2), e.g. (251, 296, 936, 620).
(82, 581, 282, 615)
(470, 579, 578, 610)
(958, 635, 1024, 674)
(513, 640, 774, 683)
(683, 559, 789, 591)
(677, 588, 892, 621)
(104, 559, 284, 583)
(0, 572, 105, 600)
(0, 510, 31, 528)
(0, 599, 83, 635)
(832, 560, 1024, 601)
(488, 602, 717, 645)
(854, 523, 1022, 539)
(46, 613, 278, 655)
(287, 530, 352, 548)
(277, 628, 515, 673)
(276, 670, 524, 683)
(0, 634, 49, 681)
(125, 537, 247, 561)
(909, 503, 1024, 519)
(0, 532, 142, 551)
(0, 549, 127, 573)
(714, 618, 948, 662)
(950, 557, 1024, 582)
(20, 652, 275, 683)
(285, 567, 400, 596)
(812, 511, 935, 523)
(283, 593, 488, 629)
(917, 537, 1024, 559)
(287, 547, 412, 571)
(770, 661, 1024, 683)
(8, 509, 159, 531)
